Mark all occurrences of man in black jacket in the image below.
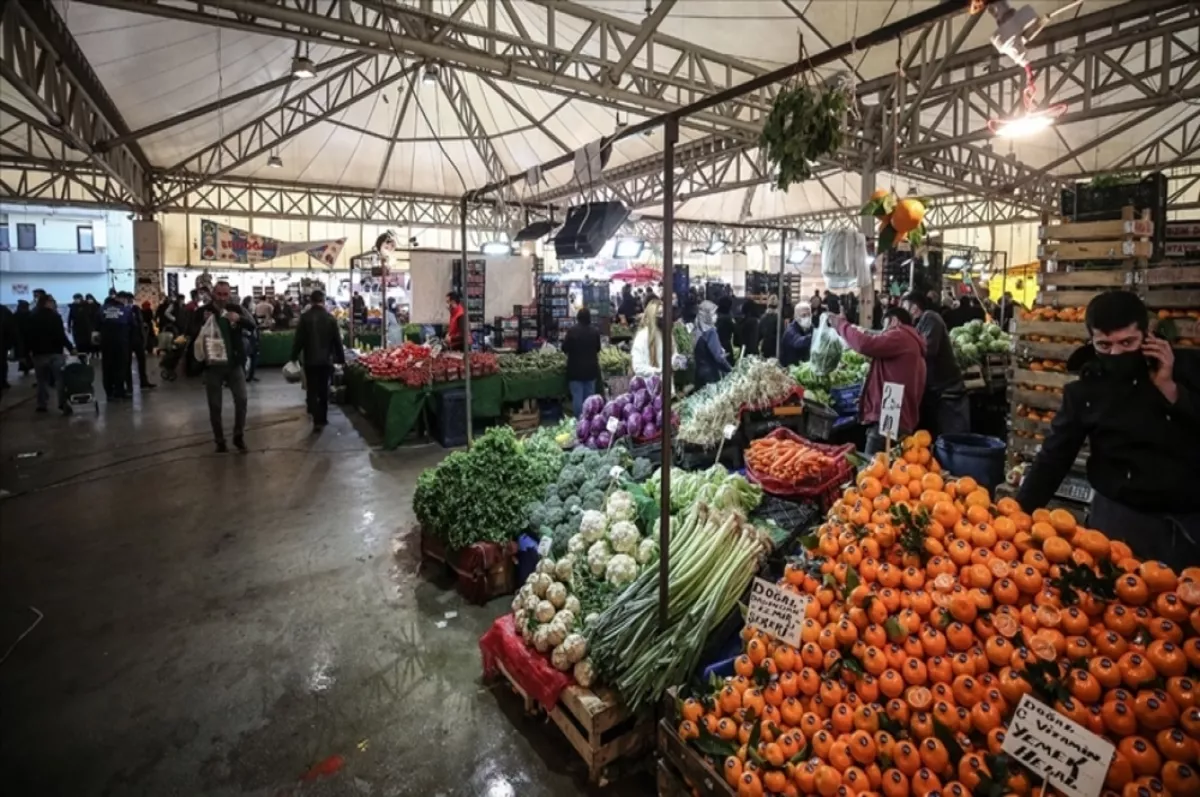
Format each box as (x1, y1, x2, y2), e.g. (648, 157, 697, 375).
(195, 281, 255, 451)
(758, 296, 780, 359)
(1017, 291, 1200, 567)
(28, 295, 76, 414)
(561, 307, 601, 418)
(291, 290, 345, 431)
(903, 292, 970, 437)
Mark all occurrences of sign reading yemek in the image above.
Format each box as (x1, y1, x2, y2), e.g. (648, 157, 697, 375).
(746, 578, 808, 648)
(1001, 694, 1114, 797)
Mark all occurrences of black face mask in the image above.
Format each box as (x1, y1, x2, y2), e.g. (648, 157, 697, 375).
(1095, 350, 1149, 381)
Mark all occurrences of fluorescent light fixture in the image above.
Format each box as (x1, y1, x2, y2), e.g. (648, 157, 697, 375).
(422, 62, 439, 85)
(786, 245, 811, 265)
(613, 238, 645, 259)
(988, 104, 1064, 138)
(481, 240, 511, 256)
(944, 255, 969, 272)
(267, 154, 283, 168)
(290, 55, 316, 79)
(705, 238, 728, 255)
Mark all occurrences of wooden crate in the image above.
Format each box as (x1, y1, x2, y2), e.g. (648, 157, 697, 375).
(494, 662, 652, 783)
(656, 718, 736, 797)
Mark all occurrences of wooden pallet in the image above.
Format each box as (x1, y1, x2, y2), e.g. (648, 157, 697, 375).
(493, 662, 652, 783)
(656, 718, 735, 797)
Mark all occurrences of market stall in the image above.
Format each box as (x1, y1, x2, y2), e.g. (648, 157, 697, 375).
(256, 328, 383, 368)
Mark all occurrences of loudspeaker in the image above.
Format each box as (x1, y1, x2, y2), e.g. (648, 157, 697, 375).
(553, 201, 629, 259)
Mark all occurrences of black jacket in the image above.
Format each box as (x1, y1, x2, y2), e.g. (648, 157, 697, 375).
(291, 306, 345, 367)
(915, 310, 964, 394)
(561, 322, 601, 383)
(1018, 347, 1200, 514)
(734, 315, 759, 356)
(27, 307, 72, 357)
(715, 314, 735, 358)
(758, 311, 779, 359)
(780, 321, 812, 367)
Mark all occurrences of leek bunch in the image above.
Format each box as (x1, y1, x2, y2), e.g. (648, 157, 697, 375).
(586, 502, 768, 711)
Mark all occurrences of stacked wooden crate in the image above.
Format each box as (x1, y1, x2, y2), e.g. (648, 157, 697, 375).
(1008, 207, 1153, 512)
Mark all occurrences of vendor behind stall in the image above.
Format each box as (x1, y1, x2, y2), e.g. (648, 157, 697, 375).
(830, 307, 926, 455)
(444, 290, 465, 351)
(1017, 291, 1200, 567)
(902, 292, 969, 436)
(562, 307, 601, 417)
(692, 300, 732, 390)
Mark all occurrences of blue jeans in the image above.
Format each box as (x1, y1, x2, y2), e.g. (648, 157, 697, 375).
(33, 353, 66, 409)
(569, 379, 596, 418)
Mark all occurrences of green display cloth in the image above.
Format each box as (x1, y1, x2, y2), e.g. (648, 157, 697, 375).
(344, 331, 382, 349)
(500, 370, 568, 403)
(258, 331, 294, 367)
(344, 367, 503, 449)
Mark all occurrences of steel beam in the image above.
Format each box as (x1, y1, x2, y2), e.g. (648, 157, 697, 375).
(436, 68, 509, 187)
(1, 0, 150, 206)
(153, 56, 418, 210)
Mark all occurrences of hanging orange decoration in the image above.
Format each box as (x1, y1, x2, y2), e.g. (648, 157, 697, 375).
(861, 191, 932, 253)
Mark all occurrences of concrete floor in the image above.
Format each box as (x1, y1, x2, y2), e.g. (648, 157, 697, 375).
(0, 363, 654, 797)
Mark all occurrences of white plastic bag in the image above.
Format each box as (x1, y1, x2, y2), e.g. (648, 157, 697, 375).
(193, 314, 228, 365)
(820, 229, 868, 290)
(810, 312, 845, 375)
(282, 360, 303, 383)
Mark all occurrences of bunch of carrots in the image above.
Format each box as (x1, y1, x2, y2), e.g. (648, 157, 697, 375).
(746, 437, 840, 485)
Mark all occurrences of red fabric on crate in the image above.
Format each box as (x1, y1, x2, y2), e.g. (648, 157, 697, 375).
(480, 614, 574, 710)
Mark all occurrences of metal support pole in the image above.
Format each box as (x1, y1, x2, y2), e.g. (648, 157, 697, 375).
(381, 258, 388, 346)
(348, 264, 356, 347)
(860, 159, 878, 329)
(658, 116, 678, 631)
(776, 231, 787, 359)
(460, 197, 473, 445)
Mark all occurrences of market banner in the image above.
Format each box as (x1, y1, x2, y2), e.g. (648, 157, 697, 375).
(198, 219, 346, 266)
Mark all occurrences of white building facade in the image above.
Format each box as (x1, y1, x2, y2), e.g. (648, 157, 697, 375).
(0, 204, 134, 306)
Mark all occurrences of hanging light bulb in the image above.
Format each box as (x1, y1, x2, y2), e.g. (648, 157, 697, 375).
(267, 153, 283, 168)
(988, 64, 1065, 138)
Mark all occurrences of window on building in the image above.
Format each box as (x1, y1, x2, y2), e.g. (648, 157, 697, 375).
(77, 225, 95, 253)
(16, 223, 36, 251)
(0, 226, 8, 251)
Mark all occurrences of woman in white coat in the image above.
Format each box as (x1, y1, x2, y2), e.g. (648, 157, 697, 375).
(630, 299, 664, 379)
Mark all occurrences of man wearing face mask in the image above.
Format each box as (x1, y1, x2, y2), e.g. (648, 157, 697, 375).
(779, 304, 814, 367)
(1017, 291, 1200, 567)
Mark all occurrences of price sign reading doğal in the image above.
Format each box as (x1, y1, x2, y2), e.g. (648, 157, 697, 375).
(1002, 695, 1115, 797)
(879, 381, 905, 441)
(746, 578, 808, 648)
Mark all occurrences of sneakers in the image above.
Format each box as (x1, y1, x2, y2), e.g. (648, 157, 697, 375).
(215, 440, 228, 453)
(233, 435, 246, 453)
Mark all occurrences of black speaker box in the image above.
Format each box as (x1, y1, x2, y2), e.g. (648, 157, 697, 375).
(553, 201, 629, 259)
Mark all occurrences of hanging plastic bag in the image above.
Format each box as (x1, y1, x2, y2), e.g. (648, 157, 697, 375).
(809, 312, 845, 375)
(820, 230, 868, 290)
(282, 360, 303, 384)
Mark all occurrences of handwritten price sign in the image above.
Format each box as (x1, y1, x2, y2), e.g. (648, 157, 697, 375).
(1002, 695, 1114, 797)
(879, 381, 904, 441)
(746, 578, 808, 648)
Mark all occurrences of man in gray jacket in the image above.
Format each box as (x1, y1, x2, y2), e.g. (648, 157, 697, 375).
(902, 292, 970, 437)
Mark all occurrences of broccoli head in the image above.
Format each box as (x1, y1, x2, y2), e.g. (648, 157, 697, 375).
(631, 457, 654, 482)
(563, 494, 582, 512)
(581, 490, 605, 511)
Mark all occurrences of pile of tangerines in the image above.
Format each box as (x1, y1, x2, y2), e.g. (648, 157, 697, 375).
(677, 431, 1200, 797)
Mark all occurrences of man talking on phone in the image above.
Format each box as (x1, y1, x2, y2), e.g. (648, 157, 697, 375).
(1017, 291, 1200, 567)
(196, 281, 255, 452)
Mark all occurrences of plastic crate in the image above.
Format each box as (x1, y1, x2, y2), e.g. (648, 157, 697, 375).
(435, 388, 469, 448)
(829, 384, 862, 415)
(804, 400, 839, 441)
(752, 495, 822, 547)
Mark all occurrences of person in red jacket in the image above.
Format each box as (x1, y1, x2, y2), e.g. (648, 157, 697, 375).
(444, 291, 465, 351)
(830, 306, 928, 455)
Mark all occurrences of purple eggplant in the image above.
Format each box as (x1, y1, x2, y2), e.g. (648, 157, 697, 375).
(582, 394, 605, 418)
(623, 404, 640, 423)
(626, 416, 643, 438)
(653, 395, 663, 412)
(576, 418, 591, 440)
(629, 376, 646, 393)
(646, 374, 661, 395)
(595, 431, 611, 448)
(631, 389, 649, 411)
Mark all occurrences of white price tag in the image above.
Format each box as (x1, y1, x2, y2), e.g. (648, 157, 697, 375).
(537, 537, 553, 557)
(879, 381, 904, 441)
(606, 417, 619, 434)
(746, 578, 808, 648)
(1002, 695, 1115, 797)
(723, 423, 737, 440)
